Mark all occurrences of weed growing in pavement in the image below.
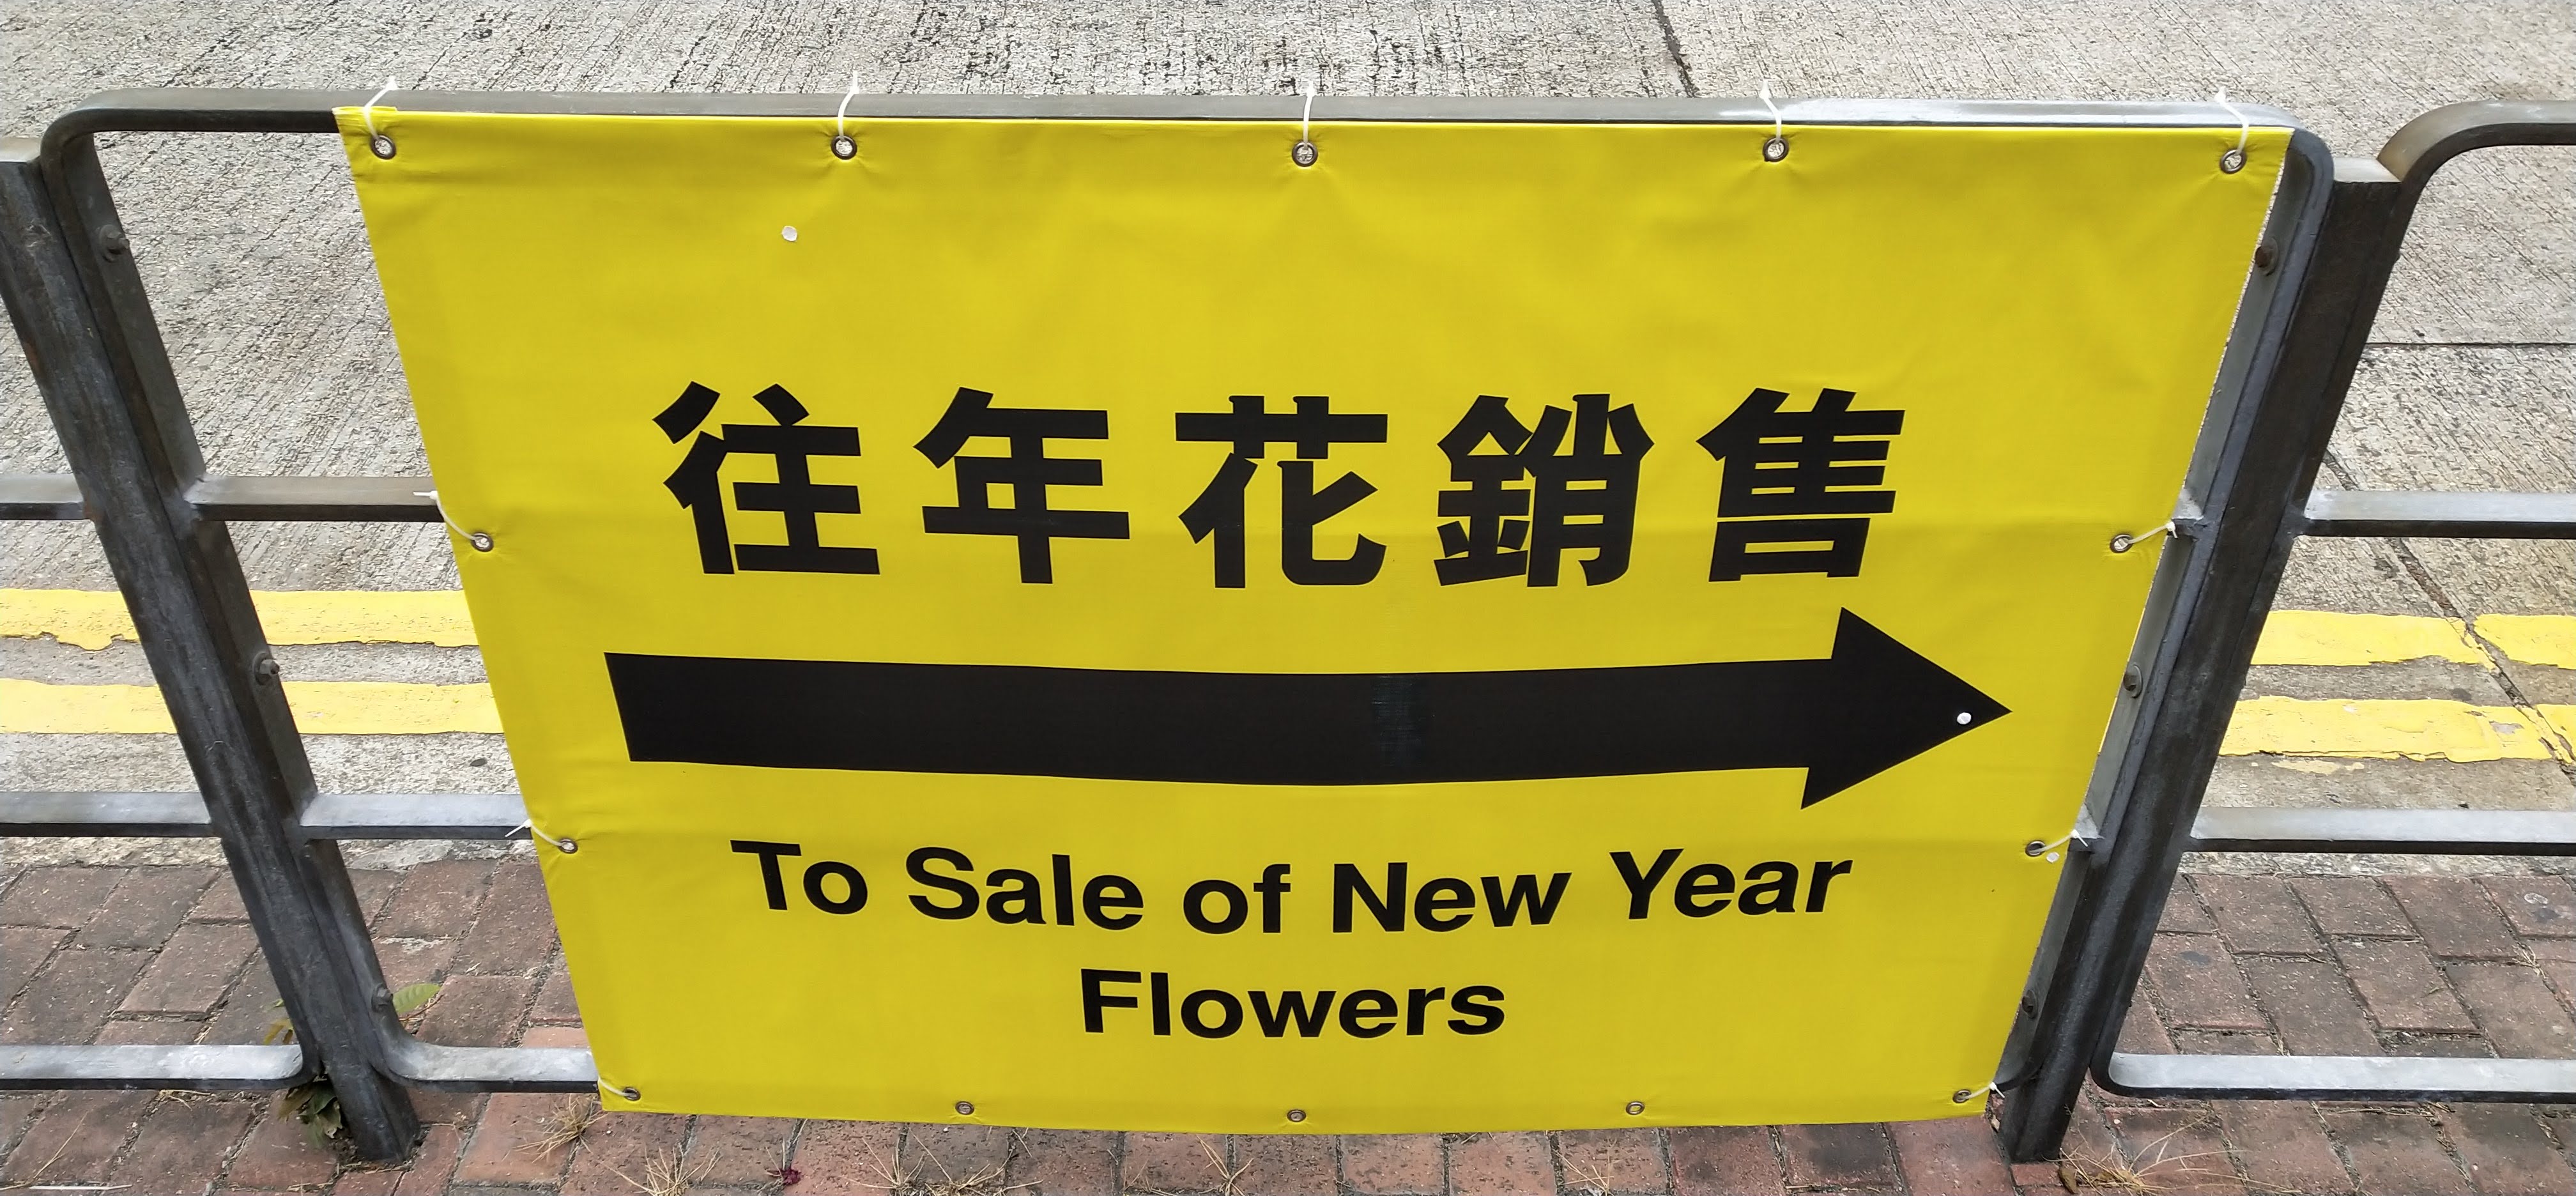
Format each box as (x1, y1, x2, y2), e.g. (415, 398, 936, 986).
(524, 1093, 602, 1156)
(1562, 1157, 1616, 1196)
(2053, 1111, 2264, 1193)
(617, 1144, 714, 1196)
(262, 981, 441, 1148)
(857, 1133, 1032, 1196)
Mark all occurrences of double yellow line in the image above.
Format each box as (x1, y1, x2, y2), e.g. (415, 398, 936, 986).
(4, 590, 2572, 762)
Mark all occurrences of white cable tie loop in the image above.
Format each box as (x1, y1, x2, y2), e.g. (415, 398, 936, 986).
(1951, 1082, 1998, 1106)
(2026, 831, 2076, 864)
(2213, 89, 2250, 153)
(361, 77, 397, 138)
(512, 819, 577, 855)
(1758, 80, 1788, 162)
(2212, 89, 2250, 172)
(1291, 84, 1320, 167)
(415, 489, 491, 553)
(830, 72, 862, 159)
(2109, 520, 2175, 555)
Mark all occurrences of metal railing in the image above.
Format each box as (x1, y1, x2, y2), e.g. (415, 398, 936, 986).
(0, 89, 2569, 1165)
(1995, 99, 2576, 1159)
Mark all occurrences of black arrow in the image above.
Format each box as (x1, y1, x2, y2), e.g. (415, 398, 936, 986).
(604, 609, 2007, 804)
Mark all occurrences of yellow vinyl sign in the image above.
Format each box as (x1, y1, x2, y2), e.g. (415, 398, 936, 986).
(340, 105, 2286, 1130)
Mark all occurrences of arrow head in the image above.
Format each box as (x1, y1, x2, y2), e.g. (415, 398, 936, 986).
(1800, 610, 2011, 806)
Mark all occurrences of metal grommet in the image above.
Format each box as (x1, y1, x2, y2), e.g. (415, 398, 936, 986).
(2108, 532, 2136, 554)
(831, 133, 857, 160)
(2219, 147, 2246, 174)
(555, 837, 578, 855)
(370, 134, 397, 160)
(1291, 141, 1319, 167)
(2253, 242, 2278, 272)
(1762, 135, 1788, 162)
(1624, 1101, 1646, 1116)
(1951, 1088, 1975, 1104)
(618, 1085, 641, 1101)
(2122, 665, 2143, 695)
(2025, 839, 2048, 857)
(1285, 1108, 1307, 1123)
(468, 532, 494, 553)
(955, 1100, 976, 1116)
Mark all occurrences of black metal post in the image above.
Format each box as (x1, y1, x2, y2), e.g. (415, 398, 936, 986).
(1995, 151, 2412, 1160)
(0, 141, 421, 1160)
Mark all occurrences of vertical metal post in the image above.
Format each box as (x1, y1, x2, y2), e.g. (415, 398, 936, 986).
(1995, 152, 2411, 1160)
(0, 139, 421, 1160)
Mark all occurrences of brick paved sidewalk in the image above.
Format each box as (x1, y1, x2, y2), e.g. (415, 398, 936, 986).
(6, 859, 2575, 1194)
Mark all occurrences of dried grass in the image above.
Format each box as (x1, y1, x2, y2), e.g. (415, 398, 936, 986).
(857, 1135, 1032, 1196)
(2053, 1111, 2261, 1193)
(523, 1094, 602, 1157)
(617, 1146, 716, 1196)
(1562, 1158, 1617, 1196)
(1129, 1136, 1252, 1196)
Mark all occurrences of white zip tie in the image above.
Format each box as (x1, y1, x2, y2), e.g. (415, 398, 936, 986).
(1951, 1082, 1998, 1105)
(415, 489, 492, 553)
(512, 819, 577, 854)
(1291, 84, 1320, 167)
(360, 77, 397, 139)
(2212, 89, 2250, 172)
(2028, 832, 2076, 864)
(829, 72, 862, 159)
(1758, 80, 1788, 161)
(2110, 521, 2175, 554)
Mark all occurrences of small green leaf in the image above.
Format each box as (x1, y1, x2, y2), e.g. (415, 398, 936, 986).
(390, 982, 442, 1015)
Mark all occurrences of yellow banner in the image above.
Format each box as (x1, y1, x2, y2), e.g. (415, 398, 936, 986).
(341, 106, 2285, 1130)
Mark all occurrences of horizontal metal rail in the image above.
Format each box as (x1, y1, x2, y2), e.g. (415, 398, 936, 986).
(2105, 1052, 2576, 1103)
(188, 475, 441, 522)
(2301, 489, 2576, 539)
(0, 1031, 595, 1093)
(41, 88, 2303, 162)
(381, 1036, 597, 1092)
(0, 473, 438, 521)
(0, 472, 81, 518)
(1, 791, 530, 838)
(0, 1044, 307, 1090)
(2193, 807, 2576, 855)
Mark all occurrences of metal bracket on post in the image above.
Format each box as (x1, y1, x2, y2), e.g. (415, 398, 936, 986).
(0, 140, 422, 1160)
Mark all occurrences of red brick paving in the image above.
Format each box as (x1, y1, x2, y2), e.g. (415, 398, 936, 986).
(8, 862, 2576, 1193)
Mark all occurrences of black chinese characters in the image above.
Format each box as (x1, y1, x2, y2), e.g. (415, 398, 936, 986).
(916, 387, 1132, 583)
(652, 381, 1904, 585)
(1435, 394, 1653, 586)
(656, 381, 878, 575)
(1176, 395, 1390, 587)
(1698, 387, 1905, 581)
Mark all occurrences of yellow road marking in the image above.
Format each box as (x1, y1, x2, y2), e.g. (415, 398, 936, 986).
(0, 679, 501, 735)
(1, 589, 476, 650)
(2250, 611, 2486, 665)
(4, 678, 2568, 761)
(2221, 697, 2573, 763)
(6, 590, 2571, 669)
(2476, 614, 2576, 669)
